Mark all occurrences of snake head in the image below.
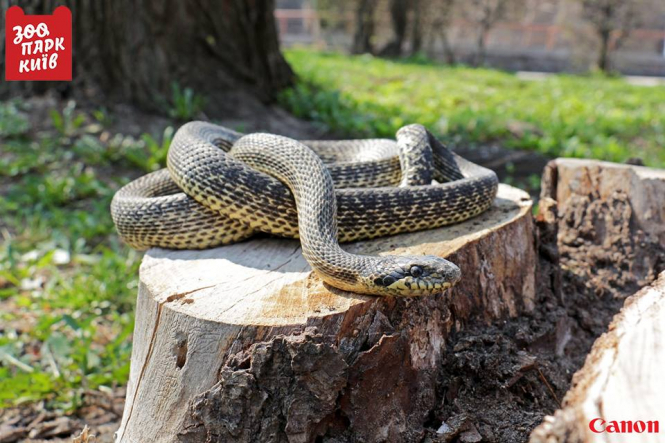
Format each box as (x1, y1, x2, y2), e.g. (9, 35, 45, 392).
(368, 255, 461, 297)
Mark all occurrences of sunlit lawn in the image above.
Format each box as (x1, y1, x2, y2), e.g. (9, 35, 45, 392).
(0, 100, 173, 410)
(282, 49, 665, 167)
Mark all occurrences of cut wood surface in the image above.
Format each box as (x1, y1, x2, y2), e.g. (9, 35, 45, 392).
(115, 184, 536, 443)
(530, 272, 665, 443)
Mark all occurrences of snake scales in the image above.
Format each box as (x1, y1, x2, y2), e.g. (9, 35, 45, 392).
(111, 122, 498, 296)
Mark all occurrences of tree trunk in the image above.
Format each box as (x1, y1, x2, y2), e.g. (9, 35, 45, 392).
(441, 31, 457, 64)
(351, 0, 377, 54)
(410, 0, 423, 55)
(116, 184, 537, 443)
(475, 27, 489, 67)
(597, 29, 611, 72)
(427, 1, 457, 65)
(0, 0, 294, 117)
(530, 158, 665, 442)
(540, 158, 665, 297)
(530, 273, 665, 443)
(379, 0, 409, 57)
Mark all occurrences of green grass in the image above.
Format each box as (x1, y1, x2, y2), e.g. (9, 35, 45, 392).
(167, 82, 206, 121)
(0, 100, 174, 411)
(281, 49, 665, 167)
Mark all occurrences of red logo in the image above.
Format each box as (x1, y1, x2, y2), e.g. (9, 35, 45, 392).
(4, 6, 72, 81)
(589, 418, 659, 434)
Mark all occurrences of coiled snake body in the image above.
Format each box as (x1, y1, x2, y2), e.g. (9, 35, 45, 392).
(111, 122, 498, 296)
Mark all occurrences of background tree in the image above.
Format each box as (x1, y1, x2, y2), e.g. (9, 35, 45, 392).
(379, 0, 409, 56)
(579, 0, 642, 72)
(462, 0, 519, 66)
(424, 0, 457, 63)
(351, 0, 379, 54)
(410, 0, 423, 55)
(0, 0, 293, 117)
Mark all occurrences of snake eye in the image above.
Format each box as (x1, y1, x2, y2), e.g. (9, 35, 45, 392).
(410, 266, 423, 278)
(382, 275, 397, 286)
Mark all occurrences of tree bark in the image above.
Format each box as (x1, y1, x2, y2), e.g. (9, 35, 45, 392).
(410, 0, 423, 55)
(116, 184, 537, 443)
(0, 0, 294, 117)
(351, 0, 377, 54)
(530, 273, 665, 443)
(379, 0, 409, 57)
(597, 29, 611, 72)
(540, 158, 665, 297)
(530, 158, 665, 442)
(475, 27, 489, 67)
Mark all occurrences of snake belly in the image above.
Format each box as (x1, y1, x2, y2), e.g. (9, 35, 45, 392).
(111, 122, 499, 296)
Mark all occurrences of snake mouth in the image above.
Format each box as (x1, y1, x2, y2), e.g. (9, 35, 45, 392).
(383, 279, 458, 297)
(368, 255, 462, 297)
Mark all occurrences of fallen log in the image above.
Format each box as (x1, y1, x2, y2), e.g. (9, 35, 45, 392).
(114, 184, 536, 443)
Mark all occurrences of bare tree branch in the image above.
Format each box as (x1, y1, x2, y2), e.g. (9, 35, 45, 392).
(579, 0, 644, 72)
(462, 0, 522, 66)
(425, 0, 457, 63)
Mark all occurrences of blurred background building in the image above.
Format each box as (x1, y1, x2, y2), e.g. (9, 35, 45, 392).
(275, 0, 665, 76)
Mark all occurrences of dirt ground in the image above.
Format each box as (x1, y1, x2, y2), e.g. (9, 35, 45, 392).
(1, 99, 652, 443)
(418, 174, 663, 442)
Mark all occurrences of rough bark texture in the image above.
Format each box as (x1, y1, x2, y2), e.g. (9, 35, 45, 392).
(528, 158, 665, 443)
(540, 158, 665, 300)
(0, 0, 293, 116)
(529, 272, 665, 443)
(115, 184, 537, 443)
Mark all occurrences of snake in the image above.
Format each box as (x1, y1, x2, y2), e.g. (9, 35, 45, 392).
(111, 122, 498, 297)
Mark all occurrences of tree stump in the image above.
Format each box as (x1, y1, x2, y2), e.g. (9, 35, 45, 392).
(529, 158, 665, 443)
(115, 184, 536, 443)
(540, 158, 665, 298)
(530, 272, 665, 443)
